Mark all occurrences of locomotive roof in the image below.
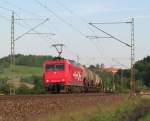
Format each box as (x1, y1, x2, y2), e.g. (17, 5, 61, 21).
(68, 60, 80, 67)
(44, 59, 67, 63)
(44, 58, 80, 67)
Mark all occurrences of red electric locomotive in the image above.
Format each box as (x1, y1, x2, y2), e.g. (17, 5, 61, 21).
(43, 58, 84, 92)
(43, 44, 102, 93)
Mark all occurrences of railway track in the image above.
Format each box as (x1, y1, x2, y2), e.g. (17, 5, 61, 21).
(0, 93, 124, 121)
(0, 92, 115, 99)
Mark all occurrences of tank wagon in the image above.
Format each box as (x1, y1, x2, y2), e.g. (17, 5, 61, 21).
(43, 58, 102, 93)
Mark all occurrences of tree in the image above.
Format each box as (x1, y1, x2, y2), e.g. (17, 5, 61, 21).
(135, 56, 150, 87)
(0, 54, 53, 67)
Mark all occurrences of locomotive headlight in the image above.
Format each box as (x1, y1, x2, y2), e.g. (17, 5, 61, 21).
(46, 80, 49, 83)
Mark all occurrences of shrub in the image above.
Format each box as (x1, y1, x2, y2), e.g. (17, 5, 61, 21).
(20, 75, 46, 94)
(16, 84, 34, 94)
(0, 77, 10, 94)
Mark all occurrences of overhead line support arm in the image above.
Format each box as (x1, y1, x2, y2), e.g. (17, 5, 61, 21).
(15, 18, 49, 41)
(89, 23, 131, 47)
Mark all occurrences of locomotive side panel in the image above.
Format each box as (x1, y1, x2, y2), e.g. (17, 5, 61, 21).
(67, 63, 83, 87)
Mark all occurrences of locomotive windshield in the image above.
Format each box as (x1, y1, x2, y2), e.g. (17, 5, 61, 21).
(46, 64, 64, 71)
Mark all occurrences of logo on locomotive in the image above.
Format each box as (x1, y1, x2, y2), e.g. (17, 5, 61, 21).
(73, 72, 82, 81)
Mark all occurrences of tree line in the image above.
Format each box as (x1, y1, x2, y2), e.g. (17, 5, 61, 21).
(88, 56, 150, 91)
(0, 54, 53, 68)
(0, 54, 149, 93)
(116, 56, 150, 88)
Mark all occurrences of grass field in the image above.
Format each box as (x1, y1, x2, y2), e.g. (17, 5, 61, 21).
(0, 65, 43, 79)
(37, 96, 149, 121)
(0, 65, 43, 89)
(138, 112, 150, 121)
(137, 95, 150, 121)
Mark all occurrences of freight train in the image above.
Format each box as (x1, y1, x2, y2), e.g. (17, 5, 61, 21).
(43, 58, 102, 93)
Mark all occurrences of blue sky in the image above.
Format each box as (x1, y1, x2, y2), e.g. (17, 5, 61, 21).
(0, 0, 150, 68)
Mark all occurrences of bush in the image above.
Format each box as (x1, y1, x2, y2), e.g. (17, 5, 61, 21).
(16, 84, 34, 94)
(116, 85, 130, 93)
(32, 76, 46, 94)
(20, 75, 46, 94)
(0, 77, 10, 94)
(21, 76, 35, 84)
(84, 98, 142, 121)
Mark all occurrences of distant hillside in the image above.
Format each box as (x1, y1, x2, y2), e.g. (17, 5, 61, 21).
(0, 54, 53, 67)
(0, 54, 51, 79)
(0, 65, 43, 79)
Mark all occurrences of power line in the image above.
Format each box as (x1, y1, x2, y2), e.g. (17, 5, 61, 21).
(86, 35, 112, 39)
(55, 0, 112, 57)
(87, 35, 128, 68)
(49, 21, 81, 59)
(16, 14, 59, 57)
(112, 58, 129, 68)
(10, 11, 49, 71)
(15, 18, 49, 41)
(15, 18, 47, 21)
(90, 19, 136, 97)
(0, 0, 123, 67)
(34, 0, 86, 38)
(0, 0, 55, 34)
(86, 26, 130, 67)
(48, 0, 112, 64)
(91, 39, 111, 65)
(54, 0, 89, 26)
(0, 5, 12, 12)
(86, 21, 131, 66)
(91, 21, 132, 24)
(4, 0, 121, 67)
(55, 0, 72, 14)
(55, 0, 73, 27)
(89, 23, 131, 47)
(35, 0, 99, 62)
(27, 32, 55, 35)
(9, 13, 52, 42)
(0, 0, 44, 17)
(0, 14, 10, 21)
(54, 0, 98, 37)
(14, 13, 54, 46)
(0, 0, 21, 10)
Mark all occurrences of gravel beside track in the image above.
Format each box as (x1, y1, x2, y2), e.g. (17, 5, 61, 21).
(0, 93, 124, 121)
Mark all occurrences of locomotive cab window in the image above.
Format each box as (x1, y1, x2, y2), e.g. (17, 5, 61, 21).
(55, 64, 64, 70)
(46, 64, 55, 71)
(46, 64, 64, 71)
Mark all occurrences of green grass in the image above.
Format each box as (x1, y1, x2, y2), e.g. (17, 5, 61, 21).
(141, 95, 150, 100)
(37, 96, 143, 121)
(138, 112, 150, 121)
(138, 96, 150, 121)
(84, 97, 142, 121)
(0, 65, 43, 79)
